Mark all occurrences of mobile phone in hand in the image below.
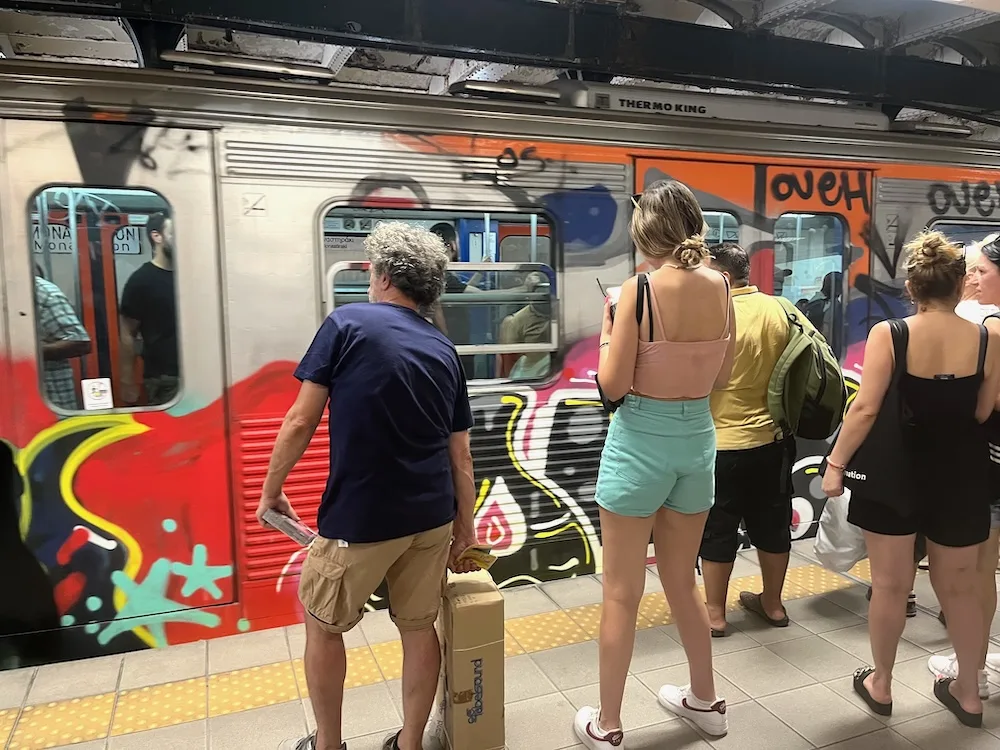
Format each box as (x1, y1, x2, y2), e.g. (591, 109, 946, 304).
(597, 278, 618, 322)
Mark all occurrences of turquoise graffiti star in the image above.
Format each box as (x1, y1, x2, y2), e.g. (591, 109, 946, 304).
(171, 544, 233, 600)
(99, 558, 220, 648)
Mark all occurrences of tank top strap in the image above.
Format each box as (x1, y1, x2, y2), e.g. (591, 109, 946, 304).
(978, 323, 989, 378)
(720, 275, 732, 339)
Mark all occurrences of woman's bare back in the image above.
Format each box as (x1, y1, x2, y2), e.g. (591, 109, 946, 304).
(643, 266, 730, 343)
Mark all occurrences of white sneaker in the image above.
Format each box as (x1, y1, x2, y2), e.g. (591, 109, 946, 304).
(573, 706, 625, 748)
(927, 655, 989, 699)
(657, 684, 728, 737)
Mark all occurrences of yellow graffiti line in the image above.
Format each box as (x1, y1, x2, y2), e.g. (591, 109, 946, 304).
(535, 521, 593, 565)
(59, 420, 157, 648)
(564, 399, 602, 407)
(500, 395, 562, 510)
(15, 416, 139, 540)
(473, 478, 492, 516)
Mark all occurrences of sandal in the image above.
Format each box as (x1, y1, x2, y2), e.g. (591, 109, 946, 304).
(711, 627, 728, 638)
(853, 667, 892, 716)
(738, 591, 789, 628)
(934, 677, 983, 728)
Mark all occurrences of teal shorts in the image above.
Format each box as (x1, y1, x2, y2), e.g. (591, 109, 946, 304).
(595, 394, 716, 518)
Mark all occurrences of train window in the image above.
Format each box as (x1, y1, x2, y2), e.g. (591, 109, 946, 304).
(703, 211, 740, 245)
(929, 221, 1000, 249)
(30, 187, 180, 412)
(773, 213, 847, 356)
(323, 207, 558, 383)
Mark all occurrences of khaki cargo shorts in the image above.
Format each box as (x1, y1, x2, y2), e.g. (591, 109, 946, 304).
(298, 521, 453, 634)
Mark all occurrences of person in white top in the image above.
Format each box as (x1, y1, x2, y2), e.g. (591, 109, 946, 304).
(929, 233, 1000, 699)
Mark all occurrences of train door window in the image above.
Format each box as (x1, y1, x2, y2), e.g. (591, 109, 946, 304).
(703, 211, 740, 246)
(322, 207, 558, 383)
(30, 187, 180, 412)
(930, 222, 1000, 249)
(770, 213, 847, 356)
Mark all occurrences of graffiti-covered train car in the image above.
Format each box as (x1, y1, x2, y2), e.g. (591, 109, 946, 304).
(0, 62, 997, 667)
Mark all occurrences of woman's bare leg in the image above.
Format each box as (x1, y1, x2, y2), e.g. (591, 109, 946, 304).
(977, 529, 1000, 668)
(929, 540, 986, 715)
(596, 507, 656, 730)
(654, 507, 715, 701)
(864, 531, 918, 704)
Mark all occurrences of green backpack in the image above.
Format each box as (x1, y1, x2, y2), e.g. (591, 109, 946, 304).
(767, 295, 847, 440)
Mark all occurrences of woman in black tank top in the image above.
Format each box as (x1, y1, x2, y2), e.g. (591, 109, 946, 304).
(822, 231, 1000, 728)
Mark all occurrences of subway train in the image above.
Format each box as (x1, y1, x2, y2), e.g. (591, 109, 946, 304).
(0, 60, 996, 666)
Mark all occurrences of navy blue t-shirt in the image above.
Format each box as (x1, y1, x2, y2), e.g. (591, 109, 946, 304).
(295, 302, 474, 543)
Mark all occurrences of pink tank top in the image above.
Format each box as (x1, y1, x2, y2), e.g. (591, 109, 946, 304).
(631, 273, 732, 400)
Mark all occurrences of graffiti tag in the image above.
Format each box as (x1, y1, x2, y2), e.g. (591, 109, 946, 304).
(770, 170, 871, 214)
(927, 181, 1000, 218)
(496, 146, 548, 174)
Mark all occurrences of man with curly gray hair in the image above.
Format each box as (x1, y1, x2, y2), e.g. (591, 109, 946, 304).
(259, 222, 479, 750)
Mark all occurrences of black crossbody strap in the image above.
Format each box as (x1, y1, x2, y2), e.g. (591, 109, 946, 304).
(888, 319, 909, 385)
(636, 273, 654, 341)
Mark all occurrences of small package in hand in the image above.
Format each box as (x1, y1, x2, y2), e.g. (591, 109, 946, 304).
(262, 508, 317, 547)
(458, 545, 497, 571)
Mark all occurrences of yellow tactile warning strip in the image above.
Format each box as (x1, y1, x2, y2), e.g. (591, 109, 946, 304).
(3, 561, 874, 749)
(9, 693, 114, 750)
(111, 678, 206, 736)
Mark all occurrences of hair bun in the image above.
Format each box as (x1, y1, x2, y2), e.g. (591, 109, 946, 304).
(675, 234, 709, 269)
(908, 230, 961, 268)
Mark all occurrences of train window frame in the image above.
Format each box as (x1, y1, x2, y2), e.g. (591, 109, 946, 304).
(318, 205, 562, 387)
(28, 184, 183, 415)
(927, 220, 1000, 250)
(702, 210, 742, 247)
(771, 211, 849, 358)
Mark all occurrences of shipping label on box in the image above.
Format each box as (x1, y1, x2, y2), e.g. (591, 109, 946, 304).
(437, 570, 505, 750)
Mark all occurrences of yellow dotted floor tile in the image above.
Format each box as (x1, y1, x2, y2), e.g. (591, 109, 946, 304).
(371, 641, 404, 681)
(9, 693, 114, 750)
(787, 564, 855, 596)
(111, 677, 206, 736)
(565, 602, 652, 637)
(638, 592, 673, 627)
(504, 631, 525, 657)
(0, 708, 17, 746)
(208, 661, 299, 718)
(850, 559, 872, 582)
(503, 610, 590, 652)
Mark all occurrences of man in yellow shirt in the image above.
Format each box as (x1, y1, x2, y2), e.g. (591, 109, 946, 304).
(702, 244, 794, 636)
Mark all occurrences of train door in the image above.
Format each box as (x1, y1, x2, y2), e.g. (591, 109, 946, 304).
(635, 156, 873, 540)
(0, 118, 235, 660)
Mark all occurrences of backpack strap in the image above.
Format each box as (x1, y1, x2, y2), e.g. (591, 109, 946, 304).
(636, 273, 654, 341)
(978, 323, 989, 378)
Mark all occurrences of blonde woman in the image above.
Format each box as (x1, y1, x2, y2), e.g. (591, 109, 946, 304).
(574, 181, 736, 748)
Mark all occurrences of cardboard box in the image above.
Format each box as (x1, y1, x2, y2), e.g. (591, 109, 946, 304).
(427, 570, 505, 750)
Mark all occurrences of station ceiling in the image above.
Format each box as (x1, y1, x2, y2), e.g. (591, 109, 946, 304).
(1, 0, 999, 132)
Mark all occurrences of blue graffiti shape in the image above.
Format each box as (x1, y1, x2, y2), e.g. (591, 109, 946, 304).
(99, 558, 220, 648)
(540, 186, 617, 249)
(171, 544, 233, 600)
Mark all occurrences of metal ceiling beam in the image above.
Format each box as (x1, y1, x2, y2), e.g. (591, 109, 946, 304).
(756, 0, 839, 28)
(892, 5, 998, 48)
(801, 12, 876, 49)
(5, 0, 1000, 114)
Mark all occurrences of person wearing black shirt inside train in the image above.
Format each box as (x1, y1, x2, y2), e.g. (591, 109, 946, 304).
(119, 212, 179, 406)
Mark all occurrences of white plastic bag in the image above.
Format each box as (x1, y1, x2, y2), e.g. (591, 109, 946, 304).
(813, 491, 867, 573)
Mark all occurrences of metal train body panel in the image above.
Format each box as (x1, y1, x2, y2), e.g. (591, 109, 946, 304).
(0, 62, 998, 664)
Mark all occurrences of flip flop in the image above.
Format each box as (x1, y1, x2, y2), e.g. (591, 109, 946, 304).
(853, 667, 892, 716)
(934, 677, 983, 728)
(711, 627, 728, 638)
(738, 591, 789, 628)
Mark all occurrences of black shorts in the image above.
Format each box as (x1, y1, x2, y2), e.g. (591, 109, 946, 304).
(700, 439, 793, 563)
(847, 495, 989, 549)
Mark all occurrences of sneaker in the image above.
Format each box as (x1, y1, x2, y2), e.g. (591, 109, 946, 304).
(657, 684, 728, 737)
(573, 706, 625, 748)
(927, 655, 989, 699)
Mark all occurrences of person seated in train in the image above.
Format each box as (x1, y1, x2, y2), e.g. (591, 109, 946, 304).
(699, 243, 795, 638)
(498, 270, 552, 379)
(930, 232, 1000, 695)
(118, 212, 179, 407)
(430, 221, 483, 379)
(579, 180, 735, 748)
(823, 231, 1000, 728)
(258, 222, 479, 750)
(33, 264, 91, 411)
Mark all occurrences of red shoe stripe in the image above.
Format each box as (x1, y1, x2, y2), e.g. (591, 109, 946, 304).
(681, 698, 727, 714)
(586, 721, 624, 746)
